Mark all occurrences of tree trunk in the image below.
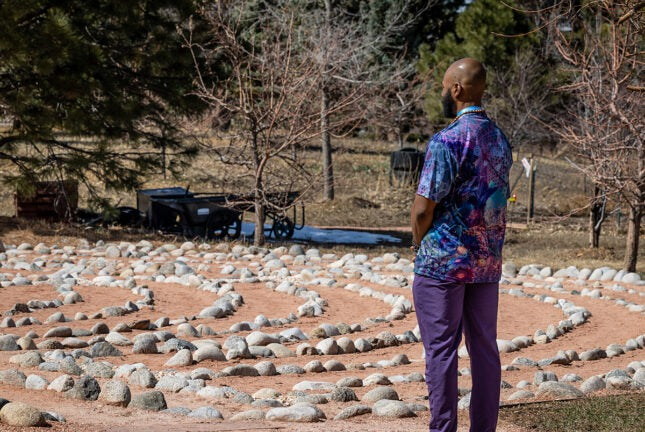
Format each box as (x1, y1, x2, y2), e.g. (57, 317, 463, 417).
(254, 198, 266, 246)
(321, 88, 334, 200)
(321, 0, 334, 201)
(623, 204, 641, 272)
(251, 129, 266, 246)
(589, 186, 604, 248)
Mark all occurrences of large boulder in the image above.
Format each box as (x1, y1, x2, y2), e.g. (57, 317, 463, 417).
(65, 375, 101, 401)
(266, 403, 326, 422)
(129, 391, 167, 411)
(0, 402, 46, 427)
(99, 380, 131, 407)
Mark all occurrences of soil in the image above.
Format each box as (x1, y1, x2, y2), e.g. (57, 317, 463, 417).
(0, 248, 643, 432)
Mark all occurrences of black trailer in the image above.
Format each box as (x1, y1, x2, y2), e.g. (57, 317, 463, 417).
(136, 187, 304, 240)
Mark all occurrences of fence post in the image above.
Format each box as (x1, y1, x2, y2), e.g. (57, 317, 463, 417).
(526, 157, 536, 225)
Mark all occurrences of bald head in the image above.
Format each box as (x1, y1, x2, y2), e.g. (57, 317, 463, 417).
(440, 58, 487, 118)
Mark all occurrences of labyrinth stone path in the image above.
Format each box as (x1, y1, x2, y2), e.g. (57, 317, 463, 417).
(0, 240, 643, 428)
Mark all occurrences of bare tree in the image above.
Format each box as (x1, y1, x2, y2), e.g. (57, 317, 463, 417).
(298, 1, 435, 200)
(182, 1, 358, 245)
(365, 61, 431, 149)
(486, 47, 556, 157)
(536, 1, 644, 271)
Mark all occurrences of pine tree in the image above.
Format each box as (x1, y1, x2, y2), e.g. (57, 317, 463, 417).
(0, 0, 213, 207)
(418, 0, 539, 124)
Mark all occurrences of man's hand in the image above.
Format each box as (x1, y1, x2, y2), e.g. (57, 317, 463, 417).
(410, 194, 437, 251)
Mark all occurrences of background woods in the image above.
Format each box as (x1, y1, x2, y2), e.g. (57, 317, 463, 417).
(0, 0, 642, 268)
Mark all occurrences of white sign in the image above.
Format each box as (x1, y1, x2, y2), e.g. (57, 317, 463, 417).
(197, 208, 210, 216)
(521, 158, 531, 177)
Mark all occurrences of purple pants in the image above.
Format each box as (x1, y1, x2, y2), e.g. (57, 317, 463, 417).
(412, 274, 501, 432)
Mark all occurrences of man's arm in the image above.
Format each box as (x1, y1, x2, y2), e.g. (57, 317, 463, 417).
(410, 194, 437, 247)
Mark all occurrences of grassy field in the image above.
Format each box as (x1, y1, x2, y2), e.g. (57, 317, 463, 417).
(0, 136, 642, 272)
(499, 393, 645, 432)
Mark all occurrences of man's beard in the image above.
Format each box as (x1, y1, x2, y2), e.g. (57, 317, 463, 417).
(442, 92, 457, 118)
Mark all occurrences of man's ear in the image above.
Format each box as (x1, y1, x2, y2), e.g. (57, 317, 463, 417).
(452, 82, 462, 100)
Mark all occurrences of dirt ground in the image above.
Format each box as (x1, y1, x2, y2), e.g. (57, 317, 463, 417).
(0, 242, 643, 432)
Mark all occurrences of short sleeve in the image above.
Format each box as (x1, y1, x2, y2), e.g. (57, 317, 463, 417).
(416, 136, 458, 202)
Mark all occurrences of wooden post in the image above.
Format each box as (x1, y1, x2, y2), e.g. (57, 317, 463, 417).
(526, 158, 536, 225)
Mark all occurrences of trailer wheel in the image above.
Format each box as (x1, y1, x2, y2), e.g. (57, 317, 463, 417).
(206, 213, 242, 240)
(272, 215, 295, 240)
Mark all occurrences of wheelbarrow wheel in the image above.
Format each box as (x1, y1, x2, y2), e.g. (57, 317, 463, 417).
(206, 213, 242, 240)
(272, 215, 295, 240)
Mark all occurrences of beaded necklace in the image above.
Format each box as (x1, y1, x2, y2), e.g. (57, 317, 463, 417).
(450, 105, 486, 125)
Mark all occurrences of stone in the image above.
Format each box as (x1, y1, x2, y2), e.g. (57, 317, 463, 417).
(17, 336, 37, 351)
(0, 335, 20, 351)
(91, 323, 110, 335)
(176, 323, 199, 338)
(193, 345, 226, 362)
(65, 375, 101, 400)
(579, 348, 606, 361)
(129, 391, 167, 411)
(224, 336, 251, 360)
(363, 374, 391, 386)
(85, 362, 114, 379)
(253, 388, 281, 400)
(304, 360, 325, 373)
(372, 399, 416, 418)
(329, 387, 358, 402)
(48, 375, 74, 392)
(229, 410, 266, 421)
(266, 403, 326, 422)
(276, 364, 306, 375)
(497, 339, 519, 353)
(128, 368, 157, 388)
(105, 332, 132, 346)
(316, 338, 339, 355)
(254, 361, 278, 376)
(90, 342, 123, 357)
(132, 335, 158, 354)
(0, 369, 27, 387)
(155, 376, 188, 393)
(187, 406, 224, 419)
(535, 381, 583, 398)
(165, 349, 193, 367)
(0, 402, 46, 427)
(25, 374, 49, 390)
(44, 326, 73, 338)
(292, 381, 336, 392)
(99, 380, 131, 407)
(354, 338, 372, 352)
(247, 331, 280, 346)
(42, 411, 65, 423)
(534, 371, 558, 385)
(337, 377, 363, 387)
(267, 343, 295, 358)
(507, 390, 535, 401)
(334, 405, 372, 420)
(580, 376, 606, 394)
(223, 364, 260, 377)
(362, 386, 399, 403)
(458, 393, 471, 410)
(324, 360, 346, 372)
(336, 337, 356, 354)
(9, 351, 43, 368)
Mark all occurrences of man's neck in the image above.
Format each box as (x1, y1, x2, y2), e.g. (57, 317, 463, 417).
(455, 101, 482, 113)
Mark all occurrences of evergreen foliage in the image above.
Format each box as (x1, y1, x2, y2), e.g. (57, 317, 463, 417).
(417, 0, 540, 124)
(0, 0, 212, 206)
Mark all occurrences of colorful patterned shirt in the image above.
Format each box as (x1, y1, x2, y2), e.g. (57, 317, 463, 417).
(414, 111, 513, 283)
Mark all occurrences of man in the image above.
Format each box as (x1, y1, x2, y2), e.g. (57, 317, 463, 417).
(410, 58, 513, 432)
